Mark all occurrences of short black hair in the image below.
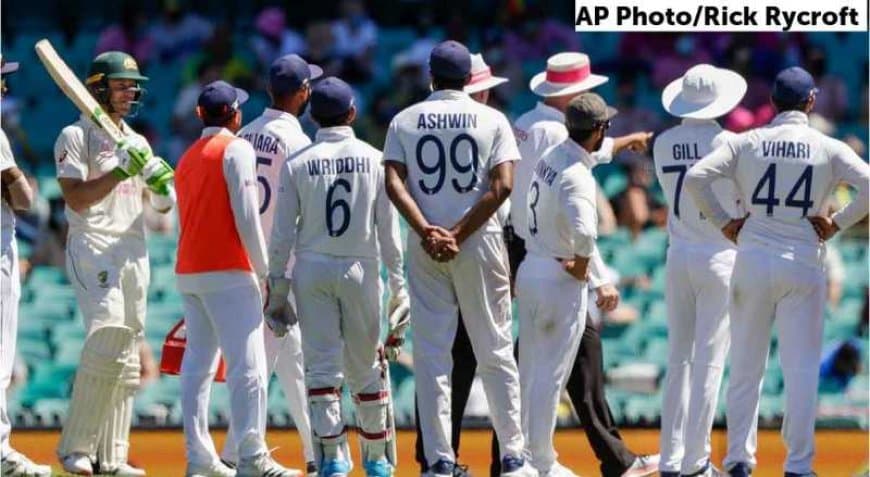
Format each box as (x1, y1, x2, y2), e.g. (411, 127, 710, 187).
(200, 109, 237, 128)
(431, 74, 468, 92)
(313, 109, 353, 128)
(772, 96, 810, 113)
(568, 127, 598, 145)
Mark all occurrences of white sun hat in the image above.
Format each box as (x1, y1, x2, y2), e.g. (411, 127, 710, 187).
(529, 52, 608, 97)
(464, 53, 509, 95)
(661, 64, 747, 119)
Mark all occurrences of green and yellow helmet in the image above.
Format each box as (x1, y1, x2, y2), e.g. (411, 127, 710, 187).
(85, 51, 149, 115)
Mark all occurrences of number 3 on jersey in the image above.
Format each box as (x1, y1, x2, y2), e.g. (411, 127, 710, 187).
(751, 164, 814, 217)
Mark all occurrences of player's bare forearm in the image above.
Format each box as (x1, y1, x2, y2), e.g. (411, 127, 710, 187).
(1, 166, 34, 211)
(384, 161, 430, 237)
(450, 161, 513, 245)
(59, 175, 123, 212)
(612, 131, 653, 154)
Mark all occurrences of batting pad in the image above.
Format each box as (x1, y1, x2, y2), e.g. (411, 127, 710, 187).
(58, 325, 137, 458)
(354, 389, 391, 462)
(97, 351, 141, 470)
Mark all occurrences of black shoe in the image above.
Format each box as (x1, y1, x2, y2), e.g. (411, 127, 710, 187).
(784, 473, 816, 477)
(430, 459, 456, 477)
(728, 463, 751, 477)
(454, 463, 471, 477)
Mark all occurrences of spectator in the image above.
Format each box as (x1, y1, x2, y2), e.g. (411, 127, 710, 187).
(250, 7, 306, 75)
(819, 339, 863, 392)
(149, 0, 213, 64)
(331, 0, 377, 83)
(301, 21, 343, 79)
(26, 197, 68, 272)
(615, 159, 658, 241)
(95, 1, 154, 66)
(502, 5, 580, 63)
(182, 24, 255, 90)
(169, 59, 221, 161)
(805, 46, 848, 121)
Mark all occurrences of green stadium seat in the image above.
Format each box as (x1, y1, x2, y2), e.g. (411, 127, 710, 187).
(623, 394, 661, 425)
(19, 363, 76, 406)
(32, 398, 69, 427)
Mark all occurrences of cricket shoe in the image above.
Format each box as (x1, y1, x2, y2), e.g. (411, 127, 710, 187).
(1, 449, 52, 477)
(186, 461, 237, 477)
(500, 455, 538, 477)
(319, 458, 351, 477)
(541, 461, 578, 477)
(429, 460, 455, 477)
(61, 453, 94, 475)
(97, 462, 147, 476)
(237, 452, 301, 477)
(621, 454, 659, 477)
(363, 457, 393, 477)
(727, 463, 751, 477)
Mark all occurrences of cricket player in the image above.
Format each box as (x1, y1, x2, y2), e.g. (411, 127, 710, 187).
(174, 81, 296, 477)
(506, 51, 658, 477)
(0, 55, 52, 477)
(221, 54, 323, 476)
(517, 93, 612, 477)
(685, 66, 870, 477)
(383, 40, 535, 477)
(55, 51, 175, 476)
(654, 64, 747, 477)
(409, 51, 509, 477)
(265, 77, 407, 477)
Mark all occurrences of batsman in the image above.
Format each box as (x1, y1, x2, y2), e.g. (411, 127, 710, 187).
(54, 51, 175, 476)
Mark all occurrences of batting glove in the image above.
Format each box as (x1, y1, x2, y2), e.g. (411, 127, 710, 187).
(111, 143, 151, 179)
(141, 156, 175, 195)
(384, 289, 410, 361)
(264, 276, 297, 338)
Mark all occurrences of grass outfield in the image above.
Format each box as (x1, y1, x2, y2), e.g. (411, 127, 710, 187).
(7, 429, 868, 476)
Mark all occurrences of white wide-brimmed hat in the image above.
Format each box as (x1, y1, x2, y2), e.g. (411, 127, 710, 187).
(464, 53, 509, 95)
(529, 52, 608, 97)
(662, 64, 747, 119)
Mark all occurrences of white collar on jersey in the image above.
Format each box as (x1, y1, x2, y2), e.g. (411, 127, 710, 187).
(261, 107, 302, 130)
(427, 89, 469, 101)
(559, 136, 593, 166)
(200, 126, 235, 138)
(316, 126, 355, 142)
(534, 101, 565, 122)
(770, 111, 809, 126)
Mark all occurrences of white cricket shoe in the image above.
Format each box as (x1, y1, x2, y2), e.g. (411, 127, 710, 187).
(186, 461, 237, 477)
(99, 462, 147, 476)
(61, 453, 94, 475)
(542, 461, 579, 477)
(1, 450, 52, 477)
(236, 453, 301, 477)
(621, 454, 660, 477)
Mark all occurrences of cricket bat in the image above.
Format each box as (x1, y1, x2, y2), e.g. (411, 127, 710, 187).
(34, 39, 125, 145)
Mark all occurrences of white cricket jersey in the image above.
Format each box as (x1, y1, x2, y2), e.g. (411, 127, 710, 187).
(269, 126, 405, 293)
(55, 115, 149, 242)
(524, 138, 598, 261)
(510, 101, 614, 241)
(0, 129, 16, 255)
(653, 118, 742, 249)
(686, 111, 870, 267)
(238, 108, 312, 239)
(383, 89, 520, 234)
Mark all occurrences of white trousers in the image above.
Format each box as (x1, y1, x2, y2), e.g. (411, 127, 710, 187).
(222, 316, 314, 463)
(517, 255, 587, 473)
(723, 247, 825, 475)
(0, 242, 20, 458)
(659, 246, 734, 474)
(408, 231, 524, 467)
(66, 234, 149, 333)
(180, 284, 269, 468)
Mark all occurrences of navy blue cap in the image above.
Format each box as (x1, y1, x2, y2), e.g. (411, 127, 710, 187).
(310, 77, 355, 118)
(429, 40, 471, 80)
(772, 66, 817, 105)
(270, 54, 323, 96)
(198, 80, 249, 117)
